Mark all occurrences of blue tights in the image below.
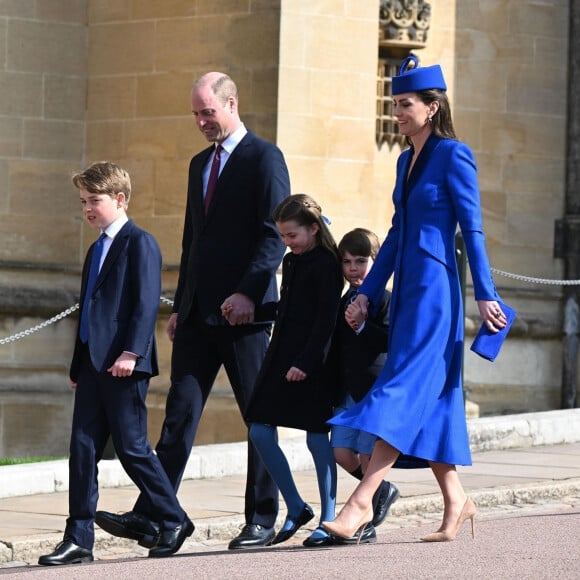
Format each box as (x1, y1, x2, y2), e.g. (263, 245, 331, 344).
(249, 423, 336, 533)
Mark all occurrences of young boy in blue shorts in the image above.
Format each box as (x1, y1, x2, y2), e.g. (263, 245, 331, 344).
(329, 228, 400, 545)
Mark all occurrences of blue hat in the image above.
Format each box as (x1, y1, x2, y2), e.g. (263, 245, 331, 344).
(392, 55, 447, 95)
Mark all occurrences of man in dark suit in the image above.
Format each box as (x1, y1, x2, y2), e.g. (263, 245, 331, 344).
(39, 162, 192, 566)
(96, 72, 290, 549)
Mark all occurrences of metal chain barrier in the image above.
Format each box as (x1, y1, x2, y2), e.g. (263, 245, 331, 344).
(0, 304, 80, 346)
(0, 296, 176, 345)
(1, 270, 579, 346)
(491, 268, 580, 286)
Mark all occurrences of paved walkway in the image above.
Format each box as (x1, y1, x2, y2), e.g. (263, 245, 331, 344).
(1, 435, 580, 567)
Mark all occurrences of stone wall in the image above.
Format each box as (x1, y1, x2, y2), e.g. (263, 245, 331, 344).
(0, 1, 573, 430)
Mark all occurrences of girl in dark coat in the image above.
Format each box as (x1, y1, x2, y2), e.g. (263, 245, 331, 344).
(245, 194, 343, 547)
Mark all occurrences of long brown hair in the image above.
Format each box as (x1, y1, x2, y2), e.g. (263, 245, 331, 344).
(273, 194, 339, 261)
(418, 89, 457, 140)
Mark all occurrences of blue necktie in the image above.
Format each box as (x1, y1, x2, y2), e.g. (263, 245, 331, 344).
(79, 233, 106, 343)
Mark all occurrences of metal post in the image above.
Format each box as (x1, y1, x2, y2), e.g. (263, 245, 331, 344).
(560, 1, 580, 408)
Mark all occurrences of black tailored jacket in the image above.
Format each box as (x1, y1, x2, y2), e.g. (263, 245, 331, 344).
(173, 131, 290, 326)
(70, 220, 161, 381)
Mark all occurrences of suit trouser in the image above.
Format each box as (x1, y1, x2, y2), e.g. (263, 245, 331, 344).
(66, 348, 185, 549)
(133, 316, 279, 528)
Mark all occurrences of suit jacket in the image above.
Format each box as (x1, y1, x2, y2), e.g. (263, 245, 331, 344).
(173, 130, 290, 325)
(70, 220, 161, 381)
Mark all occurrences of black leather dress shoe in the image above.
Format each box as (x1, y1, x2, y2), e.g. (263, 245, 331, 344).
(332, 524, 377, 545)
(228, 524, 276, 549)
(302, 526, 334, 547)
(372, 481, 400, 527)
(272, 503, 315, 545)
(96, 510, 160, 548)
(38, 538, 93, 566)
(148, 517, 195, 558)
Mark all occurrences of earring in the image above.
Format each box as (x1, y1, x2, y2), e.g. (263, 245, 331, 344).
(428, 117, 433, 124)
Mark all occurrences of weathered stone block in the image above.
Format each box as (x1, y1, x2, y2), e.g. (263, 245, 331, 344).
(85, 121, 125, 161)
(23, 120, 85, 161)
(44, 75, 86, 121)
(89, 22, 155, 75)
(87, 76, 137, 121)
(7, 19, 86, 75)
(9, 160, 80, 215)
(0, 72, 43, 117)
(155, 17, 227, 72)
(136, 72, 193, 118)
(0, 117, 22, 157)
(0, 215, 79, 265)
(36, 0, 87, 23)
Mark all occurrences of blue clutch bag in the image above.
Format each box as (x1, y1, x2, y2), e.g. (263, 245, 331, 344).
(470, 301, 516, 362)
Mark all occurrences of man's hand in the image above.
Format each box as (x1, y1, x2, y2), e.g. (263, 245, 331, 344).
(286, 366, 307, 382)
(221, 293, 255, 325)
(166, 312, 179, 342)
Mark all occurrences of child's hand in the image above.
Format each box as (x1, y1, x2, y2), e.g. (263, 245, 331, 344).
(345, 294, 369, 331)
(221, 293, 255, 325)
(108, 352, 137, 377)
(286, 366, 307, 382)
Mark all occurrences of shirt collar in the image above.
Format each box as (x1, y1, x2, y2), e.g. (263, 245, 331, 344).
(102, 215, 129, 240)
(219, 123, 247, 155)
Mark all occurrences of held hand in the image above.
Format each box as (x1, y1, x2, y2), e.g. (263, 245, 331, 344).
(68, 378, 77, 390)
(345, 300, 366, 332)
(107, 352, 137, 377)
(477, 300, 507, 334)
(221, 293, 255, 325)
(345, 294, 369, 331)
(286, 366, 307, 382)
(166, 313, 178, 342)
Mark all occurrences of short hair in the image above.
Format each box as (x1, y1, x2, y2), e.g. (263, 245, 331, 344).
(194, 73, 238, 106)
(338, 228, 381, 260)
(72, 161, 131, 205)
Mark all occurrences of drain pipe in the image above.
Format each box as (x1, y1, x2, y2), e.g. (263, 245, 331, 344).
(557, 2, 580, 408)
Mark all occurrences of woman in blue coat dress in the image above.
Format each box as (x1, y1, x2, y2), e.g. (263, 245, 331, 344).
(323, 57, 508, 543)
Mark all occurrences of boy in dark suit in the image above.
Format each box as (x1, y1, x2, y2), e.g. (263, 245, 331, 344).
(39, 162, 192, 566)
(329, 228, 400, 545)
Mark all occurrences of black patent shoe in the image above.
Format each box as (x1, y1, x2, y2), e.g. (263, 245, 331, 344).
(272, 503, 315, 545)
(96, 510, 160, 548)
(148, 516, 195, 558)
(228, 524, 276, 549)
(302, 527, 334, 547)
(372, 481, 400, 527)
(38, 538, 93, 566)
(332, 524, 377, 545)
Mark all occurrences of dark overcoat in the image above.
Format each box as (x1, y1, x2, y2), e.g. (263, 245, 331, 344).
(246, 246, 343, 432)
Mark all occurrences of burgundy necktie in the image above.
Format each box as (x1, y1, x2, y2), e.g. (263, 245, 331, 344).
(204, 144, 222, 214)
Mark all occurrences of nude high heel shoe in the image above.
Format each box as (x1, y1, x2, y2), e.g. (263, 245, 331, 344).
(322, 506, 373, 543)
(421, 497, 476, 542)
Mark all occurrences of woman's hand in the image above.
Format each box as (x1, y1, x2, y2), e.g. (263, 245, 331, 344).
(477, 300, 507, 333)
